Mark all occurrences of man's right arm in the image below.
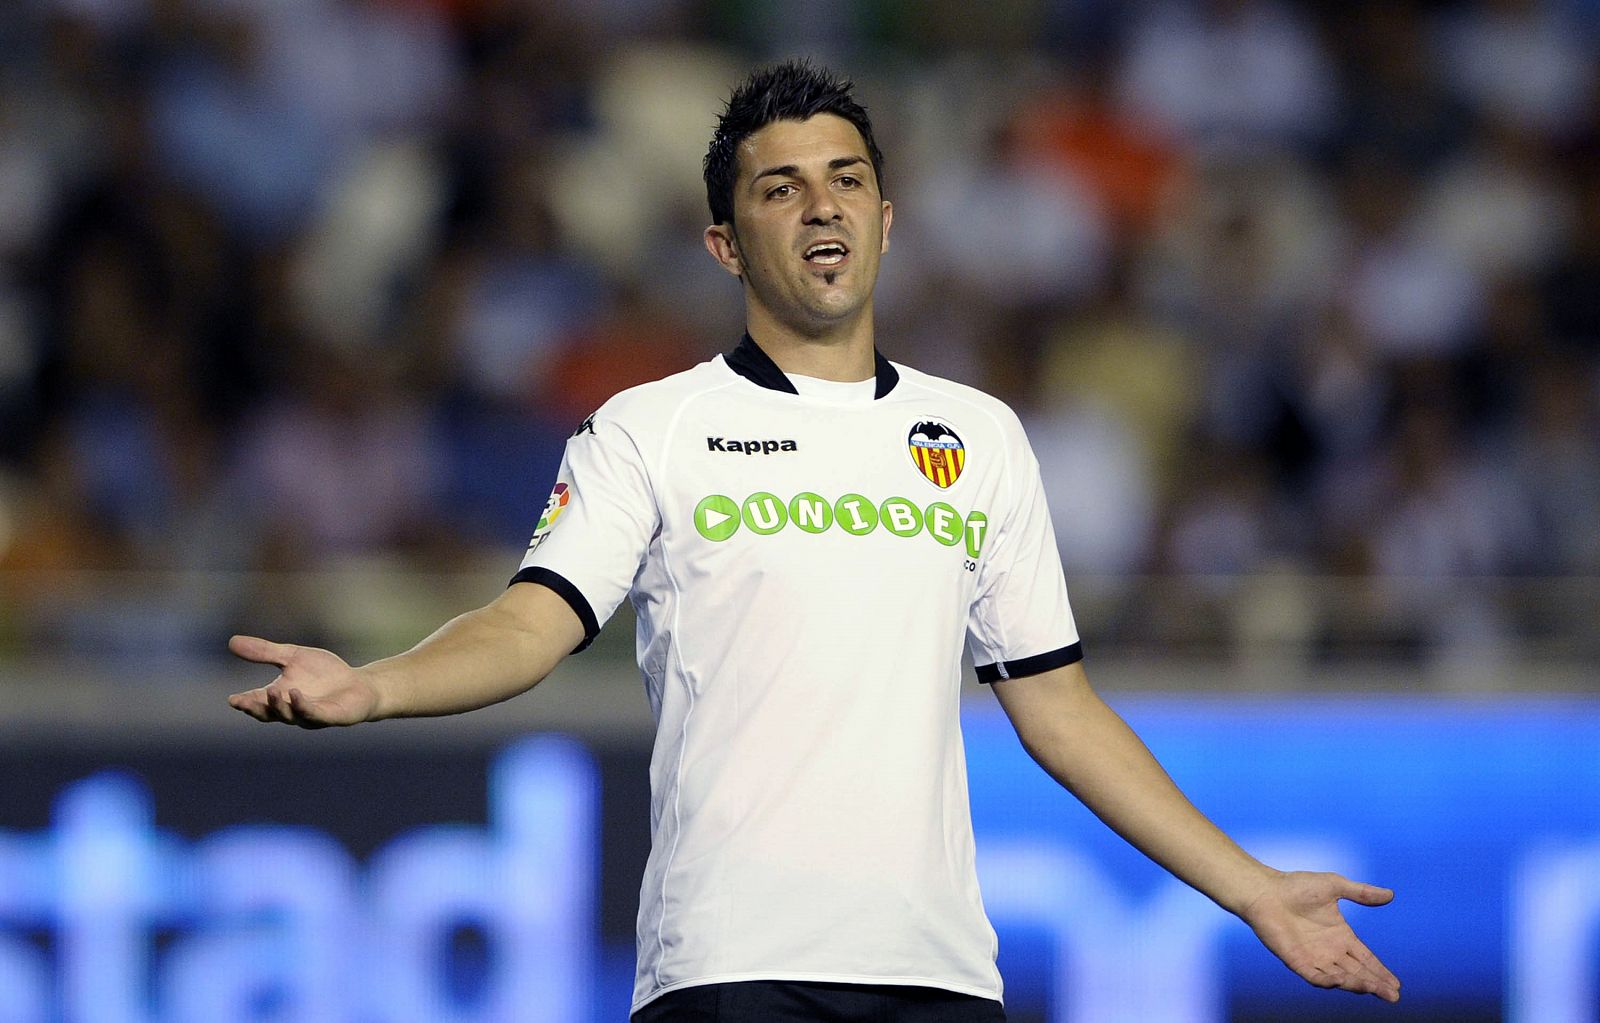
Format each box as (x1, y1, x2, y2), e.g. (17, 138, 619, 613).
(227, 581, 586, 727)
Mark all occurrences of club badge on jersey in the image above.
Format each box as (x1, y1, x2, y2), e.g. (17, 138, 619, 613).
(908, 420, 965, 489)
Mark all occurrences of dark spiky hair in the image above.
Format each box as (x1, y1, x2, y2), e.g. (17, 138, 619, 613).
(703, 59, 885, 227)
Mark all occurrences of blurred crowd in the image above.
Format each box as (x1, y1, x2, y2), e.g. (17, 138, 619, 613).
(1, 0, 1597, 665)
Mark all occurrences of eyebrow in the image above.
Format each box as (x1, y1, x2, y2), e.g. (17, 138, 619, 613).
(750, 156, 868, 188)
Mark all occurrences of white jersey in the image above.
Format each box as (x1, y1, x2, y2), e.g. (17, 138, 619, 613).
(515, 336, 1080, 1012)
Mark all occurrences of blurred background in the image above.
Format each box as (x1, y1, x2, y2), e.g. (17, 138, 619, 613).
(0, 0, 1597, 1021)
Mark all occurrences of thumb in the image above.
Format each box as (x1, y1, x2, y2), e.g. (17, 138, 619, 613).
(228, 634, 297, 668)
(1340, 879, 1395, 907)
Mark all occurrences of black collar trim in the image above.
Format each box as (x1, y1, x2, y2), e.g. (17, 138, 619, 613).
(725, 333, 900, 399)
(725, 333, 797, 394)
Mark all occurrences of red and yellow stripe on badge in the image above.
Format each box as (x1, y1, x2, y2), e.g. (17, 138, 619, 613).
(908, 420, 966, 489)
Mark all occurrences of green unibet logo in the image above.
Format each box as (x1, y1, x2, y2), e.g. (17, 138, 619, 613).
(694, 492, 988, 555)
(742, 492, 786, 534)
(835, 494, 877, 535)
(694, 495, 741, 542)
(791, 492, 832, 533)
(926, 502, 961, 547)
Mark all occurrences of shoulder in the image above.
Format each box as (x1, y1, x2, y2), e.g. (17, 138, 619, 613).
(585, 357, 736, 432)
(888, 362, 1029, 442)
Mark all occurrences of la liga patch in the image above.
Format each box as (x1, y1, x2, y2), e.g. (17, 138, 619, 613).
(526, 481, 572, 552)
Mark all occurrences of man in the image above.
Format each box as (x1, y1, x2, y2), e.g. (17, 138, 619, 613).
(230, 61, 1400, 1021)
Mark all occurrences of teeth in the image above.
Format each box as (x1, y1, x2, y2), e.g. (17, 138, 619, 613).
(804, 243, 847, 264)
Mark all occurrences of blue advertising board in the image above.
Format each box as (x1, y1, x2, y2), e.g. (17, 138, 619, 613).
(966, 697, 1600, 1022)
(0, 698, 1596, 1021)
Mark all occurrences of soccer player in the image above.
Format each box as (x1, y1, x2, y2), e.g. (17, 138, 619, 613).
(229, 61, 1400, 1021)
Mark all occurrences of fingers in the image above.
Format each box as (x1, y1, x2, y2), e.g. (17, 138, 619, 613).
(229, 679, 346, 729)
(1300, 952, 1401, 1003)
(1365, 967, 1402, 1001)
(228, 634, 298, 668)
(1346, 963, 1401, 1002)
(1297, 935, 1401, 1002)
(266, 684, 296, 723)
(227, 687, 272, 721)
(226, 683, 294, 724)
(1327, 876, 1399, 999)
(286, 689, 331, 730)
(1358, 947, 1402, 1002)
(1340, 945, 1401, 1002)
(1339, 878, 1395, 907)
(1263, 873, 1400, 1003)
(227, 680, 312, 727)
(228, 636, 324, 728)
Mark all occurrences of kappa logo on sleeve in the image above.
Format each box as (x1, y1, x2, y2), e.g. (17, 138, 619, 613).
(525, 481, 572, 553)
(907, 419, 965, 489)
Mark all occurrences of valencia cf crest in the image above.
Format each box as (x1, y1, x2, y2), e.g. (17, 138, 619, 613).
(908, 420, 965, 489)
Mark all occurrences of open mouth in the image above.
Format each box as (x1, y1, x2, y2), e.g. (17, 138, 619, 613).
(803, 241, 850, 267)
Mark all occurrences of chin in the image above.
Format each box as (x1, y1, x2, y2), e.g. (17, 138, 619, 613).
(800, 300, 864, 330)
(811, 284, 868, 314)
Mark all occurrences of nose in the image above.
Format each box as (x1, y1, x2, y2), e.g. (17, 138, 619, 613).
(803, 189, 841, 225)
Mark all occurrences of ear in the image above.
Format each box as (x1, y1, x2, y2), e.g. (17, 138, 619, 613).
(704, 223, 742, 278)
(879, 200, 893, 254)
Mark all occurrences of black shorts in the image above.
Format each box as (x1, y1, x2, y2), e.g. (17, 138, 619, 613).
(631, 980, 1007, 1022)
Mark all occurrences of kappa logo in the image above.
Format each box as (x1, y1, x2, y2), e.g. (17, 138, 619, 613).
(908, 419, 965, 489)
(707, 437, 799, 455)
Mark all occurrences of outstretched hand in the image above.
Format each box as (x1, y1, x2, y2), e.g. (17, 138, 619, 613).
(227, 635, 379, 728)
(1241, 870, 1400, 1002)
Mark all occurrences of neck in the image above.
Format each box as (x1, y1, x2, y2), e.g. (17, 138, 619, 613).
(743, 306, 876, 383)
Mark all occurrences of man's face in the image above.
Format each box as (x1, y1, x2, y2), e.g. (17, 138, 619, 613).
(705, 113, 892, 338)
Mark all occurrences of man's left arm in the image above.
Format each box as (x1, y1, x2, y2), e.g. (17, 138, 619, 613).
(989, 660, 1402, 1004)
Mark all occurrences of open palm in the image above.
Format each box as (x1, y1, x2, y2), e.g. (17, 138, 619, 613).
(227, 635, 379, 728)
(1241, 870, 1401, 1002)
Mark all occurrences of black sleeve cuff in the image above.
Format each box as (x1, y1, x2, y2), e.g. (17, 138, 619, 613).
(509, 567, 601, 653)
(976, 641, 1083, 684)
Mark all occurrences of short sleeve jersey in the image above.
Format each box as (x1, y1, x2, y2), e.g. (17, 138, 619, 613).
(515, 336, 1081, 1012)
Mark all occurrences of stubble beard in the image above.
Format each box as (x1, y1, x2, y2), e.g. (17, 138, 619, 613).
(747, 262, 869, 340)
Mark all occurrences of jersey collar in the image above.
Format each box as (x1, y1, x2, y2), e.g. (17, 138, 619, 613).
(726, 333, 900, 399)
